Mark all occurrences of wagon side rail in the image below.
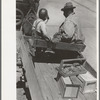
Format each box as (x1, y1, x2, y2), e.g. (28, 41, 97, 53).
(33, 39, 86, 52)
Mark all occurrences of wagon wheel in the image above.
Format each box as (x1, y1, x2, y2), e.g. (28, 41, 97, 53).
(16, 8, 24, 26)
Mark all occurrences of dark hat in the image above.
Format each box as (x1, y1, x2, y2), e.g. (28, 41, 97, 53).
(61, 2, 76, 11)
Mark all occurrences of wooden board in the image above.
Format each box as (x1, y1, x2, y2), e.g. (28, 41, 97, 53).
(54, 42, 86, 52)
(33, 39, 86, 52)
(35, 63, 63, 100)
(84, 62, 97, 78)
(20, 37, 44, 100)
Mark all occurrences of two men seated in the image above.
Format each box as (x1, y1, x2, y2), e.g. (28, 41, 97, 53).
(32, 2, 85, 44)
(24, 2, 85, 54)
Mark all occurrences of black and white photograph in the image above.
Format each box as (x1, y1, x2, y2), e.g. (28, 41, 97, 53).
(16, 0, 98, 100)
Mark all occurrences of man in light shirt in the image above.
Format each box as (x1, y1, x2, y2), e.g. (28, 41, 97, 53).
(32, 8, 51, 41)
(52, 2, 85, 44)
(32, 8, 54, 53)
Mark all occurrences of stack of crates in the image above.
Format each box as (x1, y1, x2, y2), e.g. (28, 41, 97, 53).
(57, 58, 97, 98)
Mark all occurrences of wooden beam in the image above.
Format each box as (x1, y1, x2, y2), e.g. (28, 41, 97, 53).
(53, 42, 86, 52)
(84, 62, 97, 78)
(20, 37, 44, 100)
(33, 39, 86, 52)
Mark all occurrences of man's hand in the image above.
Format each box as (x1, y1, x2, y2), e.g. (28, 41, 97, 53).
(62, 33, 69, 39)
(46, 37, 52, 42)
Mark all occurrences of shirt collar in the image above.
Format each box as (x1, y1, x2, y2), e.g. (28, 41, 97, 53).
(65, 12, 75, 21)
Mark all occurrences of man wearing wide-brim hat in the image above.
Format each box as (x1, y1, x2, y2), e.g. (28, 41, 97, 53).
(61, 2, 76, 11)
(52, 2, 85, 44)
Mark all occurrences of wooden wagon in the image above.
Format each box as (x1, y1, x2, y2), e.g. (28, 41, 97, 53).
(18, 34, 97, 100)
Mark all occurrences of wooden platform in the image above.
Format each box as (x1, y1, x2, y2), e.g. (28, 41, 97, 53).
(17, 32, 97, 100)
(34, 63, 97, 100)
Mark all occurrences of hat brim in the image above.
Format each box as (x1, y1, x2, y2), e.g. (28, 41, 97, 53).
(61, 7, 76, 11)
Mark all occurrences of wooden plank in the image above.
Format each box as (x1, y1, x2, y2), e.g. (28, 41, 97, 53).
(44, 75, 62, 100)
(54, 42, 86, 52)
(35, 63, 54, 100)
(43, 63, 57, 77)
(33, 39, 86, 52)
(33, 39, 47, 48)
(20, 37, 44, 100)
(84, 62, 97, 78)
(35, 63, 64, 100)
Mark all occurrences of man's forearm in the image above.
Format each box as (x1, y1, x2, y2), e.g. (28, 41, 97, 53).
(43, 34, 51, 41)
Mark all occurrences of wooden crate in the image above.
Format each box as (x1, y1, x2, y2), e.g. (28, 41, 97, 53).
(56, 58, 87, 77)
(70, 71, 97, 93)
(58, 77, 80, 98)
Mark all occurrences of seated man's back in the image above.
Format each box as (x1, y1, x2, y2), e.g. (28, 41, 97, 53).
(52, 2, 85, 44)
(32, 8, 51, 41)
